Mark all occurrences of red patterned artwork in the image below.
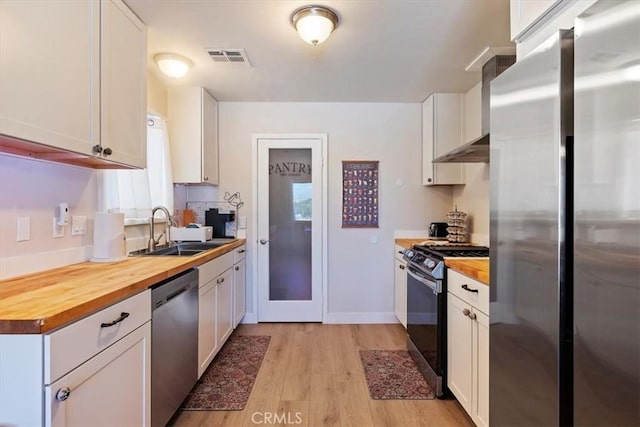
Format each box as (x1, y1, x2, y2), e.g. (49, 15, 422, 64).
(342, 160, 379, 228)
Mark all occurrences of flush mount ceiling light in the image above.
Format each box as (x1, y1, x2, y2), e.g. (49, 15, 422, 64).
(153, 53, 193, 78)
(291, 5, 339, 45)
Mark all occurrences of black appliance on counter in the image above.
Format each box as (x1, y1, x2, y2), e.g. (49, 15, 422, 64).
(403, 244, 489, 397)
(205, 208, 235, 238)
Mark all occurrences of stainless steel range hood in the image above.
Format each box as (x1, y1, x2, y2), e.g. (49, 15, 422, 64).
(433, 55, 515, 163)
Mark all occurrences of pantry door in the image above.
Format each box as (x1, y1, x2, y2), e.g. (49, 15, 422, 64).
(254, 134, 326, 322)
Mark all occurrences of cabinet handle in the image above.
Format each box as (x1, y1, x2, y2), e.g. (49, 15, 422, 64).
(399, 265, 406, 270)
(204, 176, 209, 181)
(398, 250, 404, 254)
(427, 178, 432, 183)
(102, 147, 113, 156)
(100, 312, 129, 328)
(468, 312, 477, 320)
(238, 249, 246, 254)
(92, 144, 102, 154)
(235, 266, 239, 271)
(462, 308, 471, 317)
(217, 277, 225, 284)
(461, 284, 478, 293)
(56, 387, 71, 401)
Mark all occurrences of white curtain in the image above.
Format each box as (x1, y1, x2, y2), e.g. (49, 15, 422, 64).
(99, 113, 174, 221)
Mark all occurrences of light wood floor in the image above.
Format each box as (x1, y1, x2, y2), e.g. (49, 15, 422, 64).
(171, 323, 473, 427)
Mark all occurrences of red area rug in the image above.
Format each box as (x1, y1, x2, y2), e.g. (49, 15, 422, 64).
(181, 335, 270, 411)
(359, 350, 435, 400)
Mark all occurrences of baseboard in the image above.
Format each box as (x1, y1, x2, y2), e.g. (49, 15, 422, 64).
(240, 312, 258, 324)
(241, 311, 399, 325)
(0, 245, 92, 280)
(324, 311, 399, 324)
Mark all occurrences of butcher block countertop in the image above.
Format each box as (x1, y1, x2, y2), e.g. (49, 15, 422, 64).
(445, 259, 490, 286)
(0, 239, 246, 334)
(394, 238, 444, 249)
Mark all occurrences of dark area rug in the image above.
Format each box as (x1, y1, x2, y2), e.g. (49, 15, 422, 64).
(359, 350, 435, 400)
(181, 335, 271, 411)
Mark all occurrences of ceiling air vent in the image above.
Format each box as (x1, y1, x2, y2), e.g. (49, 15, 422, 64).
(205, 49, 251, 67)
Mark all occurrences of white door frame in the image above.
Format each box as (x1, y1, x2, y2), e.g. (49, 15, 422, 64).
(251, 133, 328, 323)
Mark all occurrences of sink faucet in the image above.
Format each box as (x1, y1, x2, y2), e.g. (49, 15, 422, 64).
(149, 206, 174, 251)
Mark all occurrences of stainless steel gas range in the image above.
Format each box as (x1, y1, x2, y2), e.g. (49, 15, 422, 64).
(403, 244, 489, 397)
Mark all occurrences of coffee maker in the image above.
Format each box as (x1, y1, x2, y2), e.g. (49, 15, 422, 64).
(205, 208, 236, 238)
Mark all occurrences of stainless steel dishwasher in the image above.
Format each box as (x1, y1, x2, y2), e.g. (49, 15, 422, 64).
(151, 268, 198, 427)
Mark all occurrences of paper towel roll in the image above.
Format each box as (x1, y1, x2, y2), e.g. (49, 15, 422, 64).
(91, 212, 126, 263)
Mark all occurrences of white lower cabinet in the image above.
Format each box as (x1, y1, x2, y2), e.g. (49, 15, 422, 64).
(215, 267, 234, 350)
(393, 245, 407, 328)
(46, 323, 151, 427)
(447, 270, 489, 427)
(0, 290, 151, 427)
(233, 245, 247, 327)
(197, 251, 234, 378)
(198, 279, 218, 376)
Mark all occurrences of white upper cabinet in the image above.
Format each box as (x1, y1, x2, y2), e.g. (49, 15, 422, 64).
(422, 93, 465, 186)
(168, 87, 219, 185)
(510, 0, 560, 41)
(0, 0, 147, 169)
(0, 0, 100, 155)
(100, 0, 147, 168)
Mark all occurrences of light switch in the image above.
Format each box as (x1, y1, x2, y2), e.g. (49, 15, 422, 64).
(17, 217, 30, 241)
(238, 216, 247, 229)
(71, 215, 87, 236)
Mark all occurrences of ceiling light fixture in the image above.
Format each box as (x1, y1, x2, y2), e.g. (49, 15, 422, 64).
(154, 53, 193, 78)
(291, 5, 339, 46)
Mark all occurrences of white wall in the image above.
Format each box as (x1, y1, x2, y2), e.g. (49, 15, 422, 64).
(219, 102, 453, 322)
(0, 155, 98, 278)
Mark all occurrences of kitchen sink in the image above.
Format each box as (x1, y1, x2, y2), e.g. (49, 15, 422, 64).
(129, 239, 238, 257)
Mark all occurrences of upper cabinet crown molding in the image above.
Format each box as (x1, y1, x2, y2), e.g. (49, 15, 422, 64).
(0, 0, 147, 169)
(168, 87, 219, 185)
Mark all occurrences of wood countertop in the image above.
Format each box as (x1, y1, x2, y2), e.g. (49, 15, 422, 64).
(394, 238, 446, 249)
(0, 239, 246, 334)
(445, 259, 490, 286)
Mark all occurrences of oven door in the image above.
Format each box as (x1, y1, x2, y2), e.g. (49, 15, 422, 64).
(406, 265, 446, 392)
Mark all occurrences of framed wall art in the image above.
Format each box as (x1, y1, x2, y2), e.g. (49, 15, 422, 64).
(342, 160, 379, 228)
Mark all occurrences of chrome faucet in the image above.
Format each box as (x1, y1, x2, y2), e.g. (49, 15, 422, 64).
(148, 206, 174, 251)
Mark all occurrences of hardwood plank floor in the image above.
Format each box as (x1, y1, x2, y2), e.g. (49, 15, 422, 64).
(170, 323, 473, 427)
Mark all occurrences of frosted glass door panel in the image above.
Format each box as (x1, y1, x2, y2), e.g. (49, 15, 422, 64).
(268, 149, 312, 301)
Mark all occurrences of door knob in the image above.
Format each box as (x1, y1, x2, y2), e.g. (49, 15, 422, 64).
(259, 239, 269, 245)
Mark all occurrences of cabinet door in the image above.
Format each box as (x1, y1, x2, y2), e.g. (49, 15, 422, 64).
(422, 95, 436, 185)
(422, 94, 465, 186)
(202, 89, 219, 185)
(510, 0, 559, 41)
(216, 268, 234, 348)
(168, 87, 203, 183)
(474, 310, 490, 427)
(447, 293, 473, 414)
(233, 258, 246, 328)
(198, 280, 217, 377)
(0, 0, 99, 155)
(101, 0, 147, 168)
(45, 323, 151, 427)
(394, 258, 407, 328)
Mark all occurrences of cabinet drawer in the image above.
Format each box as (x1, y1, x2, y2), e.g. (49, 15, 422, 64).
(233, 245, 246, 263)
(198, 252, 233, 286)
(447, 269, 488, 315)
(44, 290, 151, 384)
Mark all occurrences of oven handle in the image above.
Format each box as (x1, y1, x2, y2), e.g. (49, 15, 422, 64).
(407, 267, 442, 293)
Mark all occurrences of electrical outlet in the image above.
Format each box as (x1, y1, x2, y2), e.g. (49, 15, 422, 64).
(17, 217, 30, 241)
(71, 216, 87, 236)
(52, 217, 64, 238)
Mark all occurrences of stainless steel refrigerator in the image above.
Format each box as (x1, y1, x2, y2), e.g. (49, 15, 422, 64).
(489, 1, 639, 425)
